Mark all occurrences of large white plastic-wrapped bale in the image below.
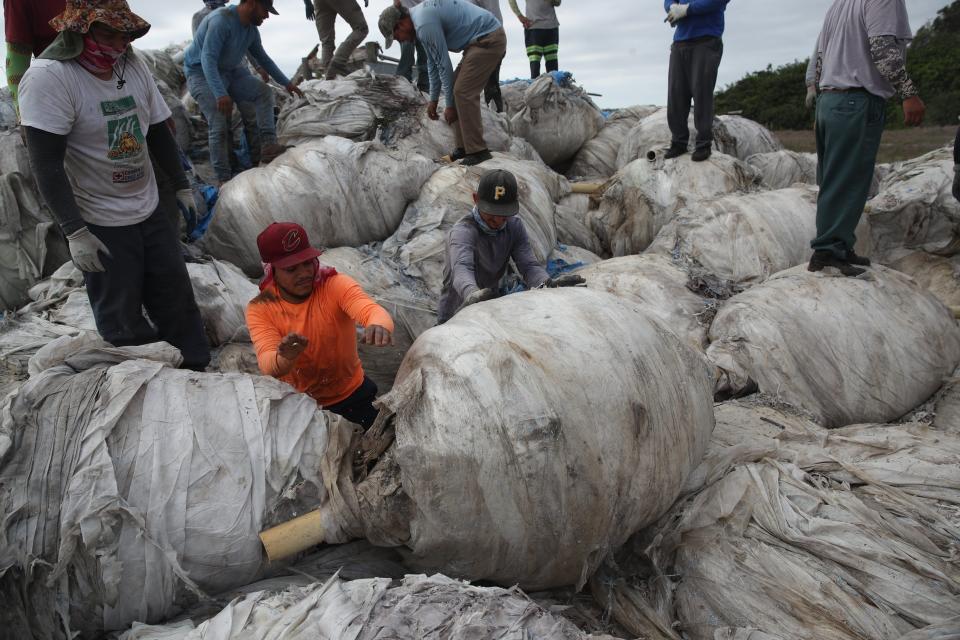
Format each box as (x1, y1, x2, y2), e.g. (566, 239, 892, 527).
(861, 147, 960, 262)
(0, 342, 355, 637)
(589, 152, 759, 256)
(577, 254, 711, 352)
(0, 172, 71, 312)
(886, 250, 960, 310)
(136, 47, 185, 96)
(203, 137, 438, 276)
(746, 149, 817, 189)
(648, 186, 818, 286)
(616, 109, 782, 169)
(369, 288, 715, 589)
(387, 96, 515, 161)
(118, 574, 604, 640)
(567, 105, 659, 179)
(509, 73, 604, 167)
(707, 266, 960, 427)
(319, 246, 436, 392)
(595, 399, 960, 640)
(380, 154, 564, 296)
(0, 87, 17, 129)
(499, 80, 530, 117)
(555, 193, 605, 255)
(713, 115, 783, 161)
(278, 74, 425, 145)
(0, 128, 33, 182)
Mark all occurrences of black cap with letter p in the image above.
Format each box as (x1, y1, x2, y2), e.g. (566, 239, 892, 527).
(476, 169, 519, 217)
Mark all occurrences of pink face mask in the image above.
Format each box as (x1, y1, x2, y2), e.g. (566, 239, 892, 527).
(77, 35, 127, 73)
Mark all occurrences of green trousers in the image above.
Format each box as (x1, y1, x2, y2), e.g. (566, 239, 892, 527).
(812, 90, 886, 256)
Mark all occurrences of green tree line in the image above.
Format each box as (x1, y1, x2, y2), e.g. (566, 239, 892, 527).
(714, 0, 960, 130)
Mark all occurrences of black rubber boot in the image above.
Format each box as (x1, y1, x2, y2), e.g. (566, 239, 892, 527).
(808, 250, 866, 277)
(460, 149, 492, 166)
(663, 144, 687, 159)
(449, 147, 466, 161)
(691, 146, 712, 162)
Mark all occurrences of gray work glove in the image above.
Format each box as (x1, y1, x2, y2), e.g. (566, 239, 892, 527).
(461, 288, 496, 310)
(666, 3, 689, 25)
(66, 227, 112, 273)
(543, 274, 586, 288)
(953, 165, 960, 203)
(176, 188, 198, 237)
(805, 85, 817, 110)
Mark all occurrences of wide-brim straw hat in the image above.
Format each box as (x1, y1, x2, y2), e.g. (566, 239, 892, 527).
(50, 0, 151, 40)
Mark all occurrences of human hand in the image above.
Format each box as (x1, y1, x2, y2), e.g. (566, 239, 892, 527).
(443, 106, 458, 124)
(519, 15, 532, 28)
(66, 227, 111, 273)
(175, 188, 198, 237)
(217, 95, 233, 116)
(805, 85, 817, 110)
(544, 274, 586, 288)
(278, 333, 309, 361)
(361, 324, 394, 347)
(286, 82, 304, 98)
(902, 95, 925, 127)
(427, 100, 439, 120)
(666, 3, 689, 25)
(461, 288, 496, 309)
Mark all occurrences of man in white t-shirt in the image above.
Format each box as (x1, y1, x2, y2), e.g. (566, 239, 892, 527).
(19, 0, 210, 370)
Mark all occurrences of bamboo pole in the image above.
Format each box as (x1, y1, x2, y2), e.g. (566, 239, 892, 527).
(570, 182, 605, 194)
(259, 510, 325, 562)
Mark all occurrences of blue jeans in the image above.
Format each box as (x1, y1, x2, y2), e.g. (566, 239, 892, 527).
(187, 67, 276, 182)
(397, 39, 428, 91)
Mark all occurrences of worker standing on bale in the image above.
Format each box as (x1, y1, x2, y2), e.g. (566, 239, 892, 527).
(3, 0, 63, 116)
(247, 222, 395, 428)
(808, 0, 924, 276)
(304, 0, 369, 81)
(184, 0, 303, 186)
(437, 169, 584, 324)
(19, 0, 210, 370)
(468, 0, 505, 112)
(379, 0, 506, 166)
(507, 0, 559, 79)
(662, 0, 729, 162)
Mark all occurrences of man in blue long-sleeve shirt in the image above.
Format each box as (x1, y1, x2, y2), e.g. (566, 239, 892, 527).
(662, 0, 730, 162)
(379, 0, 506, 166)
(184, 0, 303, 184)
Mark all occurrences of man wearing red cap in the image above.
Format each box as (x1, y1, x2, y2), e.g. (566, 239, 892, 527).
(246, 222, 394, 428)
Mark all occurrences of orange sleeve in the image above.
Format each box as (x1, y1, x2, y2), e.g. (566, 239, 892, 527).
(330, 275, 395, 333)
(246, 300, 284, 376)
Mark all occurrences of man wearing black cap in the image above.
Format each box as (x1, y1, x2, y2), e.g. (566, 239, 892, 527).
(183, 0, 303, 185)
(437, 169, 584, 324)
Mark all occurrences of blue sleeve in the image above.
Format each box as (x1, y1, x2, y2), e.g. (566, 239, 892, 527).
(688, 0, 729, 14)
(248, 33, 290, 86)
(419, 23, 455, 105)
(200, 18, 229, 97)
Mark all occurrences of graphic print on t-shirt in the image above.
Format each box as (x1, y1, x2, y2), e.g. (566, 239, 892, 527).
(100, 96, 147, 185)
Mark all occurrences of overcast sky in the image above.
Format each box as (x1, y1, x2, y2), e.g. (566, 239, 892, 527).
(3, 0, 951, 108)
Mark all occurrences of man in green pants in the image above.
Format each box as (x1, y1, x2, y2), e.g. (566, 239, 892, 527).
(809, 0, 924, 276)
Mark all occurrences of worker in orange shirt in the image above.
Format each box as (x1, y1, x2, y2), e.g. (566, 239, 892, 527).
(246, 222, 394, 427)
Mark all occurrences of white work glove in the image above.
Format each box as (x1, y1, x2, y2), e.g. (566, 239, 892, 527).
(461, 288, 496, 310)
(66, 227, 111, 273)
(805, 85, 817, 109)
(666, 3, 689, 25)
(176, 188, 198, 236)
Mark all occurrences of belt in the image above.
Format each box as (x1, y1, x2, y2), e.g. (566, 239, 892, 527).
(819, 87, 866, 93)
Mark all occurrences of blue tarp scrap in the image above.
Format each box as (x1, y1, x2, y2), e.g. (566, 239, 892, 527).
(178, 146, 218, 243)
(498, 246, 585, 296)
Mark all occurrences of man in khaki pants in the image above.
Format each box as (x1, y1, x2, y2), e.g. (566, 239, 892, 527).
(379, 0, 505, 165)
(304, 0, 368, 80)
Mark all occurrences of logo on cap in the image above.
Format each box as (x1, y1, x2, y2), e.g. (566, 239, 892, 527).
(282, 229, 302, 253)
(494, 186, 506, 201)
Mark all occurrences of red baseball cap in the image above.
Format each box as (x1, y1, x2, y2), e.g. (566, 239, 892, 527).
(256, 222, 323, 269)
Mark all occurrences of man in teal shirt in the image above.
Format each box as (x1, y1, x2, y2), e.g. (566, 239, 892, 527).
(184, 0, 302, 184)
(379, 0, 505, 166)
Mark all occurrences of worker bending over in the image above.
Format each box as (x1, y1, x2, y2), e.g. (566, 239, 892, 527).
(379, 0, 506, 166)
(20, 0, 210, 370)
(808, 0, 924, 276)
(438, 169, 584, 324)
(247, 223, 394, 428)
(184, 0, 303, 186)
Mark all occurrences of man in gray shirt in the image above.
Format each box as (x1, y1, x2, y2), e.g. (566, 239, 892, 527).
(508, 0, 559, 78)
(808, 0, 925, 276)
(437, 169, 584, 324)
